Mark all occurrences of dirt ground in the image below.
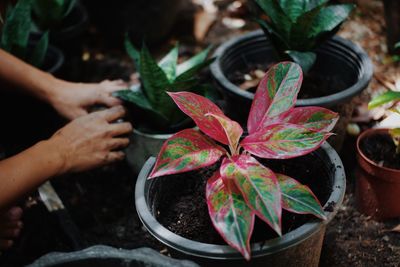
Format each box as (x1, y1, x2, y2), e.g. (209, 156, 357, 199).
(1, 0, 400, 266)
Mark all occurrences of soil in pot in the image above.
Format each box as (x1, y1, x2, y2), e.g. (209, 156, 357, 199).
(359, 132, 400, 169)
(228, 62, 350, 100)
(153, 153, 333, 245)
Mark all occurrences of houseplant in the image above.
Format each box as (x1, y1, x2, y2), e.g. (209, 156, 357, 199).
(356, 89, 400, 220)
(136, 62, 346, 266)
(115, 37, 215, 172)
(0, 0, 63, 72)
(210, 0, 373, 151)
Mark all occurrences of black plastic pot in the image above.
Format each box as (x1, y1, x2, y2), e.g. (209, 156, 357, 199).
(135, 143, 346, 267)
(26, 245, 199, 267)
(210, 30, 373, 151)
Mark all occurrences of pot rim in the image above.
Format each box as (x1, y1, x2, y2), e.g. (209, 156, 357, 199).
(135, 142, 346, 260)
(356, 128, 400, 175)
(210, 30, 373, 108)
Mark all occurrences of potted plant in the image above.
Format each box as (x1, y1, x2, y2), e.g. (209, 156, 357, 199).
(27, 245, 199, 267)
(356, 89, 400, 220)
(115, 37, 215, 173)
(31, 0, 88, 45)
(135, 62, 346, 266)
(0, 0, 64, 73)
(210, 0, 373, 151)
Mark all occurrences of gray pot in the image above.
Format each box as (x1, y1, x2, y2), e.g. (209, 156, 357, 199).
(27, 245, 199, 267)
(135, 143, 346, 267)
(126, 129, 174, 174)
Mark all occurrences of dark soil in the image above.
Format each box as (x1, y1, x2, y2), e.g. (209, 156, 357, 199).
(228, 62, 348, 99)
(154, 152, 332, 245)
(360, 133, 400, 169)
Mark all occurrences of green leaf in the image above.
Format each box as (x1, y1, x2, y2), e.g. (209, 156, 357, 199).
(176, 46, 211, 76)
(368, 91, 400, 110)
(159, 44, 179, 81)
(63, 0, 77, 17)
(139, 44, 172, 112)
(395, 42, 400, 50)
(221, 155, 282, 236)
(255, 18, 290, 49)
(1, 0, 32, 57)
(286, 50, 316, 73)
(28, 31, 48, 67)
(175, 58, 215, 83)
(124, 35, 141, 71)
(277, 173, 326, 219)
(310, 4, 354, 37)
(114, 89, 153, 111)
(278, 0, 308, 22)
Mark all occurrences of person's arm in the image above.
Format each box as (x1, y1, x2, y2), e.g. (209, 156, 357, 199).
(0, 49, 126, 120)
(0, 106, 132, 210)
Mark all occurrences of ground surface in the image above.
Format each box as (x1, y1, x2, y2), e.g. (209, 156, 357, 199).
(0, 0, 400, 266)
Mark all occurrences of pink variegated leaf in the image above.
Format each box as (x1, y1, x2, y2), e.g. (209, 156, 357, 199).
(220, 155, 282, 236)
(205, 113, 243, 152)
(149, 129, 225, 178)
(206, 171, 254, 260)
(277, 174, 326, 220)
(271, 107, 339, 132)
(168, 91, 231, 145)
(241, 123, 331, 159)
(247, 62, 303, 134)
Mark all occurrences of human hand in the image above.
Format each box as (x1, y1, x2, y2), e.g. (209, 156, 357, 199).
(48, 79, 127, 120)
(49, 106, 132, 174)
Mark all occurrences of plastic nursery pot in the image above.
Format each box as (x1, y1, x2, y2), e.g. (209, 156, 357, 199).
(356, 128, 400, 220)
(26, 245, 199, 267)
(135, 143, 346, 267)
(210, 30, 373, 151)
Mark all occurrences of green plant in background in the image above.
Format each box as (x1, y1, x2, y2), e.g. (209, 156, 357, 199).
(254, 0, 354, 72)
(368, 90, 400, 154)
(32, 0, 77, 30)
(115, 37, 216, 132)
(0, 0, 49, 68)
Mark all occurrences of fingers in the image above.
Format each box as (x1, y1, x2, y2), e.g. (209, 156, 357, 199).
(108, 122, 133, 136)
(96, 106, 126, 122)
(107, 138, 130, 150)
(99, 93, 122, 107)
(100, 79, 128, 93)
(103, 151, 125, 163)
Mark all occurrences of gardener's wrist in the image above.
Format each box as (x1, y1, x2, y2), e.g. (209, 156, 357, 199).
(36, 138, 69, 177)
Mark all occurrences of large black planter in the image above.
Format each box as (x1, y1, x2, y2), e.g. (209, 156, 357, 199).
(210, 30, 373, 150)
(27, 245, 199, 267)
(135, 143, 346, 267)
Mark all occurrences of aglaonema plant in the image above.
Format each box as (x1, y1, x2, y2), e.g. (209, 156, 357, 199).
(149, 62, 339, 260)
(254, 0, 354, 72)
(0, 0, 49, 68)
(368, 89, 400, 154)
(115, 37, 215, 132)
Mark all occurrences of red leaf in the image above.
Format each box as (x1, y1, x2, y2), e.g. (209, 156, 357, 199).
(206, 171, 254, 260)
(271, 107, 339, 132)
(247, 62, 303, 134)
(220, 155, 282, 236)
(241, 123, 331, 159)
(205, 113, 243, 153)
(168, 91, 233, 145)
(149, 129, 225, 178)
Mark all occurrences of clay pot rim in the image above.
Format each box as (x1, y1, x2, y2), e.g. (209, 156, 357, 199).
(356, 128, 400, 173)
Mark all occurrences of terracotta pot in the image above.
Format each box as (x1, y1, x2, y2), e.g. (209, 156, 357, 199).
(356, 128, 400, 220)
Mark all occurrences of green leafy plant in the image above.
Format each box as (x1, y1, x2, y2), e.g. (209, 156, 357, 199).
(115, 37, 215, 132)
(254, 0, 354, 72)
(0, 0, 49, 68)
(368, 90, 400, 154)
(149, 62, 339, 259)
(32, 0, 76, 30)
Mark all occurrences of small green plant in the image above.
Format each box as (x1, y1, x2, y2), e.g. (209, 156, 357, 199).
(32, 0, 76, 30)
(149, 62, 338, 259)
(115, 37, 215, 132)
(368, 90, 400, 154)
(0, 0, 49, 68)
(254, 0, 354, 72)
